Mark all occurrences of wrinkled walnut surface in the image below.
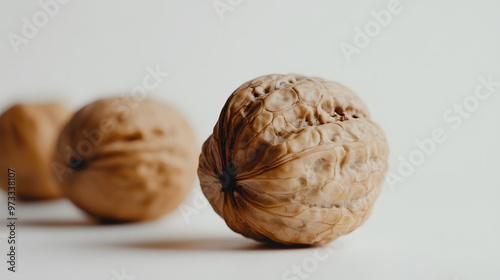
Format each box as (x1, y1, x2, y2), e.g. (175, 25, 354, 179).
(0, 103, 72, 200)
(54, 98, 197, 222)
(198, 74, 389, 245)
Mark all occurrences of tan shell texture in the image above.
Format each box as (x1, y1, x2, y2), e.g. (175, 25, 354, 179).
(53, 98, 197, 222)
(0, 103, 72, 200)
(198, 74, 389, 245)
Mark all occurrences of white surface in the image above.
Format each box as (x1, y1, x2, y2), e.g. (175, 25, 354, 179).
(0, 0, 499, 279)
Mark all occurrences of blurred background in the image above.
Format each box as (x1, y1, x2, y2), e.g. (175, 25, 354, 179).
(0, 0, 499, 279)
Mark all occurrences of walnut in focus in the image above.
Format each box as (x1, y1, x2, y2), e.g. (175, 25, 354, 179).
(53, 97, 197, 222)
(198, 74, 389, 245)
(0, 103, 72, 200)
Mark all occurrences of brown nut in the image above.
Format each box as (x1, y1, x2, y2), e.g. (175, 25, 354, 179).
(53, 97, 197, 222)
(0, 103, 72, 200)
(198, 74, 389, 245)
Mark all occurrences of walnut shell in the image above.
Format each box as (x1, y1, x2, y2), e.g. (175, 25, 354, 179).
(53, 97, 197, 222)
(198, 74, 389, 245)
(0, 103, 72, 200)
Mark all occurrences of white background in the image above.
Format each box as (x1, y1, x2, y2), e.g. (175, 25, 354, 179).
(0, 0, 499, 279)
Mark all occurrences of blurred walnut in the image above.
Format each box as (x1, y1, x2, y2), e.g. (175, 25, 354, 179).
(198, 74, 389, 245)
(53, 97, 197, 222)
(0, 103, 72, 200)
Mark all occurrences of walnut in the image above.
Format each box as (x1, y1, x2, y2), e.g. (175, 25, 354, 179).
(198, 74, 389, 245)
(0, 103, 72, 200)
(53, 97, 197, 222)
